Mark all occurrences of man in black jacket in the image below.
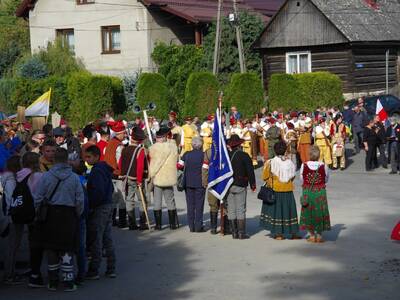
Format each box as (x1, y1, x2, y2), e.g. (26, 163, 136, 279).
(374, 116, 388, 169)
(386, 116, 400, 174)
(226, 135, 256, 240)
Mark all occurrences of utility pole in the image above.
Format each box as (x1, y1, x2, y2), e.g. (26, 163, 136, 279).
(232, 0, 246, 73)
(386, 49, 389, 94)
(213, 0, 223, 75)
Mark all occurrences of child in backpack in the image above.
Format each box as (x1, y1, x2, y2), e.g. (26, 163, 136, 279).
(2, 155, 22, 284)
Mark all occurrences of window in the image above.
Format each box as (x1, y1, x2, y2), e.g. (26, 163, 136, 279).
(101, 26, 121, 54)
(76, 0, 95, 4)
(56, 29, 75, 53)
(286, 51, 311, 74)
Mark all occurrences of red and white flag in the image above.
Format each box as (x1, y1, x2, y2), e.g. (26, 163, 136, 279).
(376, 99, 388, 122)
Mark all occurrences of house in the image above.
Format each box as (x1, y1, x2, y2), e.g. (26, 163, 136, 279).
(253, 0, 400, 99)
(17, 0, 283, 76)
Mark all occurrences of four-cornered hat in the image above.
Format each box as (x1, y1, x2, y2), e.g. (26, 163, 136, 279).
(227, 134, 244, 148)
(290, 111, 298, 118)
(131, 126, 146, 141)
(156, 126, 171, 138)
(207, 114, 214, 121)
(169, 111, 177, 119)
(286, 122, 294, 130)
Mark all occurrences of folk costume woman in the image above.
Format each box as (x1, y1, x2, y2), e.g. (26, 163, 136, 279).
(260, 141, 300, 240)
(299, 146, 331, 243)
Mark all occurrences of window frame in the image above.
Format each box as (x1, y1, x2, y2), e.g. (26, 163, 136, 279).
(101, 25, 121, 55)
(76, 0, 95, 5)
(285, 51, 312, 74)
(56, 28, 75, 53)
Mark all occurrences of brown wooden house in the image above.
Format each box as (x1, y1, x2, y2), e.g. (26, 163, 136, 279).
(253, 0, 400, 98)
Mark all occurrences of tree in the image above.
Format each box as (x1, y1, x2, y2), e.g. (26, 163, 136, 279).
(202, 11, 265, 84)
(0, 0, 30, 77)
(184, 72, 219, 118)
(225, 73, 264, 118)
(17, 56, 49, 79)
(136, 73, 169, 119)
(151, 42, 204, 112)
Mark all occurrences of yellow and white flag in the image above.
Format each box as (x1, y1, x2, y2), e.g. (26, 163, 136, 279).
(25, 89, 52, 117)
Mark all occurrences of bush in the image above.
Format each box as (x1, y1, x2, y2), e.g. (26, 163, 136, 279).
(225, 73, 264, 118)
(136, 73, 169, 119)
(268, 72, 343, 111)
(17, 56, 48, 79)
(67, 72, 113, 130)
(0, 78, 17, 113)
(110, 76, 127, 115)
(183, 72, 219, 118)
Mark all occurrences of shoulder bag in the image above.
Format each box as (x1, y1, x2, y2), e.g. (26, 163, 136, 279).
(257, 162, 275, 205)
(36, 179, 61, 224)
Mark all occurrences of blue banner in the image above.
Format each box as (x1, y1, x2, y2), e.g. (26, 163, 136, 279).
(208, 108, 233, 201)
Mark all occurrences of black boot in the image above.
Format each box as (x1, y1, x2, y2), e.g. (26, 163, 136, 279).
(168, 210, 178, 230)
(154, 210, 162, 230)
(230, 220, 239, 239)
(112, 209, 117, 227)
(237, 219, 250, 240)
(223, 216, 231, 235)
(118, 209, 128, 228)
(128, 211, 139, 231)
(210, 212, 218, 235)
(139, 212, 149, 231)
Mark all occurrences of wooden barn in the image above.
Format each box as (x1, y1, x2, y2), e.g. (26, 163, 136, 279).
(253, 0, 400, 98)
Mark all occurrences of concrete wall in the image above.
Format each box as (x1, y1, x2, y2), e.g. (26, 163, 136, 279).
(28, 0, 186, 76)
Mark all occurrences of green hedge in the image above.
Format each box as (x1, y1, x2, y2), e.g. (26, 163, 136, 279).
(110, 76, 127, 115)
(67, 72, 114, 130)
(225, 73, 264, 118)
(268, 72, 343, 111)
(0, 78, 17, 113)
(184, 72, 219, 118)
(136, 73, 169, 119)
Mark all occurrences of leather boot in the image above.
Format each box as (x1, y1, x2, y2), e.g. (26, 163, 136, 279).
(154, 210, 162, 230)
(128, 211, 138, 230)
(238, 219, 250, 240)
(112, 209, 117, 227)
(139, 212, 149, 231)
(118, 209, 128, 228)
(230, 220, 239, 239)
(210, 212, 218, 235)
(168, 210, 178, 230)
(223, 216, 231, 235)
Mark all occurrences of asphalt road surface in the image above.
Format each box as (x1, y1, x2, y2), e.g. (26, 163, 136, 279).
(1, 149, 399, 300)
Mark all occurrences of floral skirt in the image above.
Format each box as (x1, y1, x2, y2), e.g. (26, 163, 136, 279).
(260, 191, 299, 237)
(300, 188, 331, 234)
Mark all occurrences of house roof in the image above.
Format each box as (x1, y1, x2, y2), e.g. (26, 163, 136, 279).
(309, 0, 400, 42)
(16, 0, 284, 23)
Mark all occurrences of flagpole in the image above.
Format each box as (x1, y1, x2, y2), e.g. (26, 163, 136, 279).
(217, 91, 225, 235)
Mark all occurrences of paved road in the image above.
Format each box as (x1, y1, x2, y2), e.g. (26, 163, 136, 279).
(1, 149, 399, 300)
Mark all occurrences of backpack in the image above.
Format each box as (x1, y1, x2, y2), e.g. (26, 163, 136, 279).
(9, 175, 35, 224)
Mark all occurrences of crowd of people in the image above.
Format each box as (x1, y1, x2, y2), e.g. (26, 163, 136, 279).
(0, 96, 397, 292)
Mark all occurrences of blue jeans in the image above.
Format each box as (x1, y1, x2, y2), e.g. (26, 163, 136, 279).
(185, 187, 205, 231)
(88, 204, 116, 273)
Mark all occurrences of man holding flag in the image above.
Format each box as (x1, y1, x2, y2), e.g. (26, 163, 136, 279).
(375, 99, 389, 169)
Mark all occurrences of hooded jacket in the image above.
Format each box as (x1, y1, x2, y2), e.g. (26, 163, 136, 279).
(87, 161, 114, 209)
(34, 163, 84, 216)
(1, 172, 16, 216)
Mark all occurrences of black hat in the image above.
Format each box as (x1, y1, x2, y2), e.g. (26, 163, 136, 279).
(156, 126, 171, 138)
(227, 134, 244, 148)
(53, 127, 65, 137)
(131, 127, 146, 141)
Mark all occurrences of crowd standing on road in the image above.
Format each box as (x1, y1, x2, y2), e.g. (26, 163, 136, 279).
(0, 97, 398, 292)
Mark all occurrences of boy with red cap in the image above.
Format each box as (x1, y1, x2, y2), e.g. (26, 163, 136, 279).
(104, 121, 128, 228)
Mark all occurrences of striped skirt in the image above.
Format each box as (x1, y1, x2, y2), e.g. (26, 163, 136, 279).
(260, 191, 299, 237)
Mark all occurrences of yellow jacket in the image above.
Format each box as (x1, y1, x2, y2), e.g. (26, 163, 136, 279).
(262, 161, 294, 192)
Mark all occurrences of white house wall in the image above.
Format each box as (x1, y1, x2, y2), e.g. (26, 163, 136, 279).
(28, 0, 183, 76)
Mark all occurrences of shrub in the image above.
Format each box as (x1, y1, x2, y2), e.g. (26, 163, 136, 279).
(0, 78, 17, 113)
(110, 76, 127, 115)
(16, 56, 48, 79)
(225, 73, 264, 118)
(184, 72, 219, 118)
(136, 73, 169, 119)
(67, 72, 113, 130)
(268, 72, 343, 111)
